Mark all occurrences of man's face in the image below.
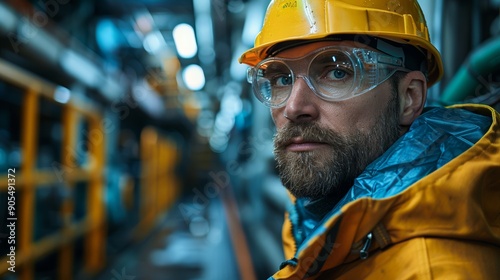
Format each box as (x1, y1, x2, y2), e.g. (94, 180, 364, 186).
(271, 41, 402, 200)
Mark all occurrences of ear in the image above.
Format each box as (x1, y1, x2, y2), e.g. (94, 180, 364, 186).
(398, 71, 427, 126)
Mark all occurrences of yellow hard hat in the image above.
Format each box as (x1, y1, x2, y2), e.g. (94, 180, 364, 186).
(239, 0, 444, 87)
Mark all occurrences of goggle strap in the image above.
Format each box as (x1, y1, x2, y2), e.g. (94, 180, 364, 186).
(375, 39, 405, 66)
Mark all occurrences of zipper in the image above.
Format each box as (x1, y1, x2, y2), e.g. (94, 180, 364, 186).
(278, 213, 299, 270)
(359, 232, 373, 260)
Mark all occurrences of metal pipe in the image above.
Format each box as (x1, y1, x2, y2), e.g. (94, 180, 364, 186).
(440, 36, 500, 104)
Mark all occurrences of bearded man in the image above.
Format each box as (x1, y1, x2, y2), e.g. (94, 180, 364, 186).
(239, 0, 500, 279)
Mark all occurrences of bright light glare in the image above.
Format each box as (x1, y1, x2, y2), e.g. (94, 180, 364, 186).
(173, 23, 198, 58)
(143, 33, 160, 53)
(54, 86, 71, 104)
(182, 64, 205, 91)
(60, 50, 101, 87)
(143, 31, 166, 54)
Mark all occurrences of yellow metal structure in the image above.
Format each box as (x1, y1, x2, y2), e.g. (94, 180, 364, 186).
(0, 57, 183, 279)
(136, 127, 180, 239)
(239, 0, 444, 86)
(0, 59, 107, 279)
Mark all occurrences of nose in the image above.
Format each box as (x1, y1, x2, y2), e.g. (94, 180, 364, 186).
(282, 76, 320, 123)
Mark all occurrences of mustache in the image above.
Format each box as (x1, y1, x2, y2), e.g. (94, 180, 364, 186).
(274, 122, 345, 149)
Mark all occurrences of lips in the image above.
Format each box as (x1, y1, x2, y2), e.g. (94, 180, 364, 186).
(274, 123, 335, 153)
(284, 137, 328, 152)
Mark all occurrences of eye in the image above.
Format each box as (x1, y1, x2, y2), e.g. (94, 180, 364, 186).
(328, 69, 347, 80)
(311, 51, 354, 84)
(312, 66, 350, 86)
(272, 74, 293, 87)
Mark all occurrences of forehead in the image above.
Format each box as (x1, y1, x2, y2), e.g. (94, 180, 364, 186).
(274, 40, 373, 59)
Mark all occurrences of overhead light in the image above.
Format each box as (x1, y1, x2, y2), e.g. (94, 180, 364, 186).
(0, 3, 17, 34)
(53, 86, 71, 104)
(173, 23, 198, 59)
(96, 19, 123, 53)
(60, 49, 102, 87)
(143, 31, 167, 54)
(182, 64, 205, 91)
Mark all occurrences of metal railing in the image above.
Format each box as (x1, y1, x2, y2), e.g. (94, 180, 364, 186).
(0, 58, 106, 279)
(0, 57, 183, 279)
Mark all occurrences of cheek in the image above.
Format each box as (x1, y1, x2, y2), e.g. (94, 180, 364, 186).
(333, 111, 372, 133)
(322, 95, 388, 132)
(318, 102, 364, 133)
(271, 108, 285, 127)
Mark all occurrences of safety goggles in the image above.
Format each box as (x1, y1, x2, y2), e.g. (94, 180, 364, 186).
(246, 46, 410, 108)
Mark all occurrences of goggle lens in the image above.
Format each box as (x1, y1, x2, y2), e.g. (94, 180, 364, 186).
(308, 50, 357, 101)
(248, 46, 407, 108)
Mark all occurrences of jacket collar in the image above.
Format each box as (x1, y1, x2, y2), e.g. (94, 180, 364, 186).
(289, 106, 491, 253)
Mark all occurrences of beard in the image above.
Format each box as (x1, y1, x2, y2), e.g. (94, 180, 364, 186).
(273, 92, 401, 200)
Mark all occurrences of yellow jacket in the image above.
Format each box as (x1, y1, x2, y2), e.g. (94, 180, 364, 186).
(272, 104, 500, 279)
